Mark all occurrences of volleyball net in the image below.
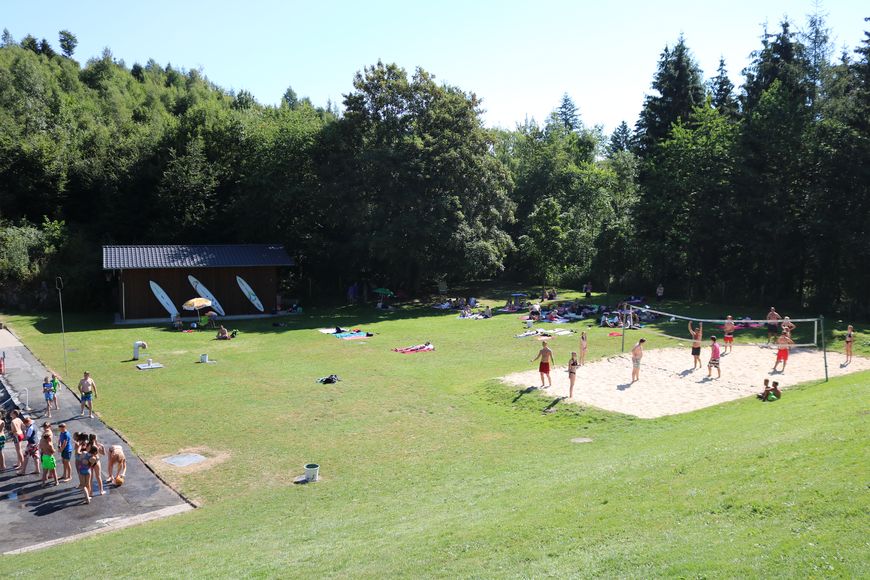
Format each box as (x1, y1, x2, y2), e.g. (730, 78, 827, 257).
(628, 305, 821, 348)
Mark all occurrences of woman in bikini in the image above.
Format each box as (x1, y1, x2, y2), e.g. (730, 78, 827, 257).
(579, 332, 588, 366)
(844, 325, 854, 364)
(567, 352, 580, 398)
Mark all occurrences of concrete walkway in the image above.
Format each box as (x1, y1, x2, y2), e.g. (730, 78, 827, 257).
(0, 329, 192, 554)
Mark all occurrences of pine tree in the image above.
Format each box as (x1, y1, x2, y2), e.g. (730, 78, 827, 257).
(1, 28, 13, 47)
(608, 121, 632, 154)
(708, 58, 739, 120)
(38, 38, 55, 58)
(556, 93, 579, 131)
(635, 35, 705, 152)
(741, 20, 810, 112)
(58, 30, 77, 58)
(20, 34, 38, 53)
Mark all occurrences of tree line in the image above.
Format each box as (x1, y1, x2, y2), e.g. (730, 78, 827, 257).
(0, 16, 868, 315)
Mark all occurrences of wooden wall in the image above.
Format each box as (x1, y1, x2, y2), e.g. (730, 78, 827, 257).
(118, 267, 279, 319)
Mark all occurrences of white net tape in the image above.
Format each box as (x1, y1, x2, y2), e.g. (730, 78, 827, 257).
(629, 306, 819, 348)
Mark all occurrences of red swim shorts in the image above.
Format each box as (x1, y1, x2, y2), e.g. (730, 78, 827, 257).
(776, 349, 789, 362)
(539, 362, 550, 373)
(724, 335, 734, 343)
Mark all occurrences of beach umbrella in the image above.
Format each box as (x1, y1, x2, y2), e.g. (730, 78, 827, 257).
(183, 297, 212, 311)
(373, 288, 394, 297)
(183, 297, 212, 320)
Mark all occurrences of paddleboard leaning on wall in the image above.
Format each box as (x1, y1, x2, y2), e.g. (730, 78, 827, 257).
(149, 281, 179, 317)
(236, 276, 265, 312)
(188, 275, 226, 316)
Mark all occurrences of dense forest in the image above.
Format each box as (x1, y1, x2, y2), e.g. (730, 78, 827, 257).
(0, 16, 868, 315)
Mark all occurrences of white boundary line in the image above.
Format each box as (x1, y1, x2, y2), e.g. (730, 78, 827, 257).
(3, 503, 193, 555)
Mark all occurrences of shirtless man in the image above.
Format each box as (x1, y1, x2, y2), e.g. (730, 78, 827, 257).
(722, 315, 736, 354)
(766, 307, 782, 343)
(631, 338, 646, 382)
(780, 316, 796, 337)
(773, 332, 795, 372)
(688, 321, 703, 369)
(9, 409, 24, 469)
(531, 341, 556, 388)
(78, 371, 97, 418)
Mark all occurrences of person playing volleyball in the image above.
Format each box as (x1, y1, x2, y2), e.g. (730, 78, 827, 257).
(844, 324, 854, 364)
(765, 307, 782, 343)
(631, 338, 645, 382)
(722, 315, 735, 354)
(688, 321, 703, 369)
(772, 331, 794, 372)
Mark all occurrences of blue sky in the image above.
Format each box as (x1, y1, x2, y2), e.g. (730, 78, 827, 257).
(3, 1, 867, 132)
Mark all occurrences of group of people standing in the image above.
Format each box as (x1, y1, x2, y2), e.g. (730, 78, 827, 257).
(1, 410, 127, 503)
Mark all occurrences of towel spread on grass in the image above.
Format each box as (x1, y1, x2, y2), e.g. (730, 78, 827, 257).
(608, 331, 622, 337)
(336, 331, 371, 340)
(392, 343, 434, 353)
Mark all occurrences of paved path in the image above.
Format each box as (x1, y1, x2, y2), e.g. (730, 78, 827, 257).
(0, 329, 192, 554)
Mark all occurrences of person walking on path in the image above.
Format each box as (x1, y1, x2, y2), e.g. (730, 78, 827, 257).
(688, 321, 703, 369)
(722, 316, 735, 354)
(707, 336, 721, 378)
(49, 372, 61, 410)
(844, 325, 854, 364)
(773, 332, 795, 373)
(766, 307, 782, 343)
(10, 409, 24, 469)
(567, 352, 580, 398)
(78, 371, 97, 418)
(631, 338, 646, 382)
(42, 376, 54, 418)
(531, 341, 556, 389)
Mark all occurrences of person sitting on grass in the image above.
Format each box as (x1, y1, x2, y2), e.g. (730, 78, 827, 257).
(483, 305, 492, 319)
(756, 379, 781, 402)
(217, 325, 231, 340)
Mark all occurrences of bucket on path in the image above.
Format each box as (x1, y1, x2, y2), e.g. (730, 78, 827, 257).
(304, 463, 319, 482)
(200, 353, 209, 363)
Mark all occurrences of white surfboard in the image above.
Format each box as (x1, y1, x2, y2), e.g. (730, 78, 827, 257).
(187, 275, 226, 316)
(236, 276, 264, 312)
(149, 281, 179, 318)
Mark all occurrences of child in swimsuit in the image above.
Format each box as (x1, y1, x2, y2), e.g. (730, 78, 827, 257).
(88, 433, 106, 495)
(40, 431, 59, 487)
(579, 332, 588, 366)
(43, 376, 54, 418)
(567, 352, 580, 398)
(76, 445, 93, 504)
(50, 373, 60, 410)
(58, 423, 73, 482)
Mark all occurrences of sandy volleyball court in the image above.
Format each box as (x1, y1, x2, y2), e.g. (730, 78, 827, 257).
(502, 346, 869, 419)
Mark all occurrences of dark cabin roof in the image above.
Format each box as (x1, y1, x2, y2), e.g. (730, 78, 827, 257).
(102, 245, 294, 270)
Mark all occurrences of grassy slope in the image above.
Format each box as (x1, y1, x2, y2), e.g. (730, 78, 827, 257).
(1, 294, 867, 578)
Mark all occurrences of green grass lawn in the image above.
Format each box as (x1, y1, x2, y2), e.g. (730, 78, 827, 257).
(1, 289, 868, 578)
